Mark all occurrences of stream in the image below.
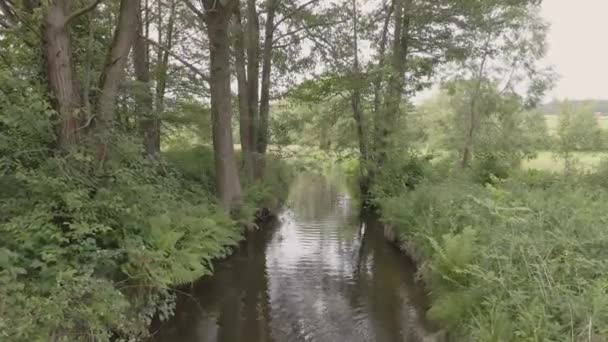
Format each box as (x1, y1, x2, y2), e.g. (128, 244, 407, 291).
(152, 173, 434, 342)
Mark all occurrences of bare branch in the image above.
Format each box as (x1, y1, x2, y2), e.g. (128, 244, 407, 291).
(0, 0, 16, 26)
(142, 35, 210, 83)
(183, 0, 207, 22)
(272, 40, 298, 50)
(65, 0, 103, 26)
(0, 18, 11, 29)
(272, 18, 349, 44)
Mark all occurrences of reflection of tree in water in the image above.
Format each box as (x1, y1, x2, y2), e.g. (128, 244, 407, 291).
(288, 174, 345, 221)
(152, 217, 279, 342)
(355, 220, 405, 342)
(348, 216, 434, 342)
(153, 175, 434, 342)
(214, 223, 276, 342)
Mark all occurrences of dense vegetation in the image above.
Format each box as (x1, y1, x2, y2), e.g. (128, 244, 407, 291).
(373, 158, 608, 340)
(0, 0, 294, 340)
(2, 0, 606, 340)
(0, 66, 292, 340)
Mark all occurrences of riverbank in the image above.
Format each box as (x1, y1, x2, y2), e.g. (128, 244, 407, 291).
(372, 162, 608, 340)
(0, 142, 292, 341)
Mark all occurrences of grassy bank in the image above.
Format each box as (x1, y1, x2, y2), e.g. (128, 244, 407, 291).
(373, 159, 608, 341)
(0, 137, 291, 340)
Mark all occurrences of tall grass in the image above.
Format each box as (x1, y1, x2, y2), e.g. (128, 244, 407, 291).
(377, 170, 608, 341)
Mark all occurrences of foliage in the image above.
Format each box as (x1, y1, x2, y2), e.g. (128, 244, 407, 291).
(376, 169, 608, 341)
(164, 144, 293, 213)
(446, 80, 539, 171)
(2, 0, 602, 340)
(370, 150, 435, 199)
(556, 101, 604, 172)
(0, 147, 243, 341)
(269, 96, 360, 153)
(520, 110, 551, 150)
(0, 68, 280, 340)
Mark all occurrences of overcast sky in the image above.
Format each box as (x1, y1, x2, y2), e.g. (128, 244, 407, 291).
(542, 0, 608, 100)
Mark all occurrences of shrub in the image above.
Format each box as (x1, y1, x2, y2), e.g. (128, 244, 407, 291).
(471, 152, 513, 184)
(371, 151, 434, 200)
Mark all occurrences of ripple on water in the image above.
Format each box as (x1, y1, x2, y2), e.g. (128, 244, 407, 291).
(152, 174, 434, 342)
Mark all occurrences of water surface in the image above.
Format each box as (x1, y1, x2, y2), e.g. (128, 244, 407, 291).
(153, 174, 432, 342)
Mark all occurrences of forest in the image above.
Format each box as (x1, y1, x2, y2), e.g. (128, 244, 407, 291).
(1, 0, 607, 341)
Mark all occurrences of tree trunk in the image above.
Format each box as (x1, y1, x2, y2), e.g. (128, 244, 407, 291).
(82, 11, 96, 119)
(461, 41, 490, 168)
(95, 0, 139, 161)
(133, 0, 157, 158)
(372, 0, 393, 137)
(257, 0, 277, 156)
(350, 0, 369, 196)
(155, 0, 176, 118)
(43, 0, 82, 149)
(234, 7, 255, 184)
(376, 0, 409, 166)
(246, 0, 261, 179)
(207, 2, 243, 213)
(461, 110, 475, 168)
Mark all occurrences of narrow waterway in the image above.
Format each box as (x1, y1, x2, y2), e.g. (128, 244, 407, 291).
(152, 174, 433, 342)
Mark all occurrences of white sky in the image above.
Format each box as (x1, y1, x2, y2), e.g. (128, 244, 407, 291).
(542, 0, 608, 100)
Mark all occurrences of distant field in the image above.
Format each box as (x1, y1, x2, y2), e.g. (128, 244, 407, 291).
(544, 114, 608, 135)
(535, 115, 608, 172)
(523, 151, 607, 172)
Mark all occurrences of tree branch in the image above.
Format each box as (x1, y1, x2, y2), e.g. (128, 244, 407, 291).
(0, 0, 16, 26)
(272, 0, 320, 30)
(183, 0, 207, 22)
(142, 35, 210, 83)
(64, 0, 103, 26)
(272, 18, 349, 44)
(0, 18, 10, 29)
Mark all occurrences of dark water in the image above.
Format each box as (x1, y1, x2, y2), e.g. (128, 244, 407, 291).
(152, 174, 434, 342)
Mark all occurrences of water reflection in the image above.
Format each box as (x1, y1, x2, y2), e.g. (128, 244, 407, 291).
(153, 174, 432, 342)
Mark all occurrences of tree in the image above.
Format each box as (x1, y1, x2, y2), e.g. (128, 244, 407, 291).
(234, 4, 255, 183)
(521, 109, 550, 150)
(451, 0, 552, 168)
(557, 101, 603, 172)
(187, 0, 243, 213)
(133, 0, 157, 158)
(94, 0, 140, 162)
(42, 0, 103, 149)
(233, 0, 261, 183)
(257, 0, 278, 157)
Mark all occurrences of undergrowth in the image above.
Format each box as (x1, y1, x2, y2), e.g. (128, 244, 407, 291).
(374, 154, 608, 341)
(0, 72, 291, 341)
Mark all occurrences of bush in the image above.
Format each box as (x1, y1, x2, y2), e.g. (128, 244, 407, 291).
(165, 145, 293, 221)
(371, 151, 434, 200)
(471, 152, 513, 184)
(164, 145, 216, 193)
(584, 158, 608, 189)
